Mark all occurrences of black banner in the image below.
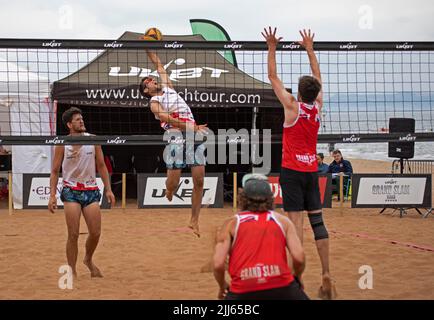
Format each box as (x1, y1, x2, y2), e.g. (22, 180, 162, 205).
(52, 83, 278, 108)
(0, 39, 433, 51)
(1, 132, 434, 145)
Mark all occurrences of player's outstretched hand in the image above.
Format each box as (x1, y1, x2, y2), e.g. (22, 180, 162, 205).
(298, 29, 315, 51)
(261, 27, 283, 49)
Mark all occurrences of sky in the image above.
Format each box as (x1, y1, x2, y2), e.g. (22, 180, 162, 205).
(0, 0, 433, 41)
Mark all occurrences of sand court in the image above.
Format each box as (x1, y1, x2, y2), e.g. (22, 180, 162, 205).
(1, 158, 433, 300)
(1, 203, 433, 300)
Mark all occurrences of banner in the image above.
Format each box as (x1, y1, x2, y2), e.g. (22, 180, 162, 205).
(351, 174, 432, 208)
(268, 173, 333, 208)
(190, 19, 237, 66)
(22, 174, 110, 209)
(137, 173, 224, 208)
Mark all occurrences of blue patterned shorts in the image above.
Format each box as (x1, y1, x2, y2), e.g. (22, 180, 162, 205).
(164, 142, 206, 170)
(60, 187, 101, 208)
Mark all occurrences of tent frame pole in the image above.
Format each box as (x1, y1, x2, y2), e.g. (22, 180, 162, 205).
(8, 172, 13, 215)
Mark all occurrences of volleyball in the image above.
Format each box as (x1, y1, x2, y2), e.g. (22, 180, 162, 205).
(142, 27, 162, 41)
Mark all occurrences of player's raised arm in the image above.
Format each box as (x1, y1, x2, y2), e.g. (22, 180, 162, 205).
(146, 50, 173, 89)
(298, 29, 323, 109)
(262, 27, 297, 112)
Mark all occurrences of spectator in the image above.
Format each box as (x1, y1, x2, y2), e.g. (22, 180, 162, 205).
(317, 153, 328, 174)
(327, 150, 353, 199)
(0, 145, 9, 155)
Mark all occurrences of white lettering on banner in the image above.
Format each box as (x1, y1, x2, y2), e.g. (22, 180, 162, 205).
(143, 177, 218, 206)
(164, 42, 184, 49)
(106, 137, 126, 144)
(45, 137, 65, 144)
(340, 42, 358, 50)
(282, 42, 301, 49)
(356, 177, 426, 205)
(42, 40, 62, 47)
(27, 177, 104, 207)
(396, 42, 414, 50)
(343, 135, 361, 142)
(104, 41, 123, 48)
(108, 58, 229, 80)
(223, 42, 243, 49)
(270, 183, 282, 198)
(399, 134, 416, 142)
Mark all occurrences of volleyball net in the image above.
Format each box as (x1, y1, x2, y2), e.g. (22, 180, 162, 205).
(0, 35, 433, 145)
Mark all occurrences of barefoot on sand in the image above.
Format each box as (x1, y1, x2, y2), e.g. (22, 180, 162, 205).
(83, 259, 103, 278)
(188, 224, 201, 238)
(318, 274, 337, 300)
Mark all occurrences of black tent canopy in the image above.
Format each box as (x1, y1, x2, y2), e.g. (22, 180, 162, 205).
(52, 31, 279, 111)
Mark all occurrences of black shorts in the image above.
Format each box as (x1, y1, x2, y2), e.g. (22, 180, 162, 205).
(225, 279, 309, 300)
(279, 167, 322, 212)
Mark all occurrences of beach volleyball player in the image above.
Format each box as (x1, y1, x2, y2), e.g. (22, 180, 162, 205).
(48, 107, 115, 278)
(263, 27, 335, 299)
(139, 28, 208, 237)
(213, 174, 308, 300)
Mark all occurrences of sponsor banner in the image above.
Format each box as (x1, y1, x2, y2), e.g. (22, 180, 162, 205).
(137, 173, 224, 208)
(351, 174, 432, 208)
(22, 174, 110, 209)
(1, 38, 433, 50)
(51, 83, 278, 108)
(268, 173, 332, 208)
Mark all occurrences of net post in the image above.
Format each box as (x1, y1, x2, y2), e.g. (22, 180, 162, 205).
(233, 172, 237, 212)
(8, 172, 13, 215)
(122, 173, 126, 210)
(339, 173, 344, 208)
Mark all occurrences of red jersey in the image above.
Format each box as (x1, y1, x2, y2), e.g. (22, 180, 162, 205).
(228, 211, 294, 294)
(282, 102, 321, 172)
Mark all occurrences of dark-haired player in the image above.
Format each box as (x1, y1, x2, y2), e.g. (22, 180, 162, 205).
(263, 28, 336, 299)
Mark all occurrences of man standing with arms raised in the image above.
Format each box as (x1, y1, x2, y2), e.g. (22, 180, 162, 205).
(262, 27, 335, 299)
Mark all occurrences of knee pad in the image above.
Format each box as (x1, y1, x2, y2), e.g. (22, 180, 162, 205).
(308, 212, 329, 240)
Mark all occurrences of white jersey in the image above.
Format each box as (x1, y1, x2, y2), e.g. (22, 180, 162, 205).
(150, 86, 195, 130)
(62, 133, 98, 190)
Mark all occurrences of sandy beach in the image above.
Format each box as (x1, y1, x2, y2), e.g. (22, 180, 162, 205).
(0, 158, 433, 300)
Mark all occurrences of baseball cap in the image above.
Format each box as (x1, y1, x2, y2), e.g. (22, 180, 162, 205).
(241, 173, 272, 200)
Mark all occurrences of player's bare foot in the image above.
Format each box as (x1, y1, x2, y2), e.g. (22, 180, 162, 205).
(83, 258, 103, 278)
(166, 190, 174, 201)
(318, 274, 337, 300)
(188, 223, 200, 238)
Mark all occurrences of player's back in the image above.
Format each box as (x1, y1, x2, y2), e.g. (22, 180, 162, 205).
(282, 101, 321, 172)
(228, 211, 294, 293)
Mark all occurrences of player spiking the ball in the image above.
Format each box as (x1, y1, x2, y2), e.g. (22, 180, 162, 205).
(139, 28, 208, 237)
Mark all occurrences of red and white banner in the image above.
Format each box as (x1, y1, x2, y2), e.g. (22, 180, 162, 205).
(268, 173, 332, 208)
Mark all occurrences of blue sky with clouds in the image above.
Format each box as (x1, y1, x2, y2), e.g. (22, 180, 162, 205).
(0, 0, 433, 41)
